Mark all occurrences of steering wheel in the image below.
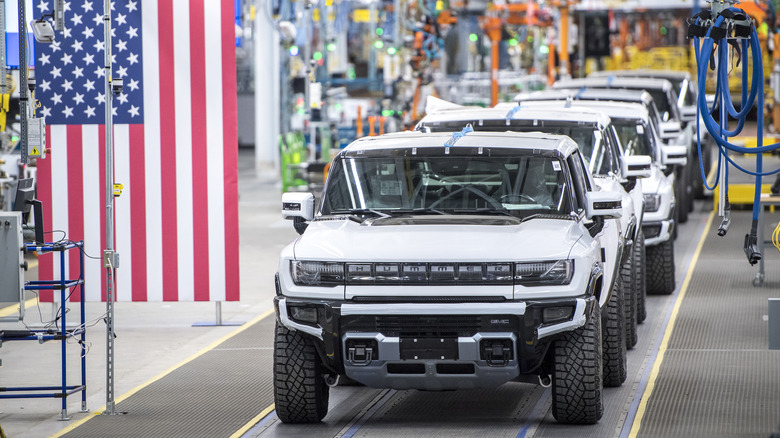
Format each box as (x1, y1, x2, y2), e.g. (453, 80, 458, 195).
(429, 185, 504, 209)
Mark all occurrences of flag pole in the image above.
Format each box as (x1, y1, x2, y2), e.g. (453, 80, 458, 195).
(103, 0, 118, 416)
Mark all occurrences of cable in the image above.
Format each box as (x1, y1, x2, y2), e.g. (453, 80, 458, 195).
(690, 6, 778, 264)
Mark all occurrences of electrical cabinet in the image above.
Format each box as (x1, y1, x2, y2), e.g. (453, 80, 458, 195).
(0, 211, 24, 318)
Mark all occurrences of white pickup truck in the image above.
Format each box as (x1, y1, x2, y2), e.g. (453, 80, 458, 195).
(274, 131, 625, 425)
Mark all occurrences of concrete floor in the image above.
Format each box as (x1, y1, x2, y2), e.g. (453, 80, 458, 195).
(0, 148, 298, 438)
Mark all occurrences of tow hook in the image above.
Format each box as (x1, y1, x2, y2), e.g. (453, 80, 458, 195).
(538, 374, 552, 388)
(480, 339, 514, 366)
(346, 339, 378, 366)
(325, 374, 340, 387)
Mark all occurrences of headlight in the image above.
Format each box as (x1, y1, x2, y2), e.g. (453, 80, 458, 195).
(291, 261, 344, 286)
(514, 260, 574, 286)
(643, 194, 661, 213)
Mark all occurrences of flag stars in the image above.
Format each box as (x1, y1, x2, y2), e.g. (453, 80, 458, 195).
(94, 65, 104, 78)
(63, 79, 74, 92)
(126, 26, 138, 39)
(52, 93, 63, 105)
(51, 41, 61, 53)
(127, 1, 137, 12)
(93, 12, 102, 27)
(116, 65, 128, 78)
(84, 79, 95, 92)
(95, 92, 105, 104)
(117, 93, 128, 105)
(41, 107, 51, 118)
(92, 40, 104, 52)
(116, 39, 127, 52)
(51, 66, 62, 79)
(36, 0, 48, 13)
(127, 53, 139, 65)
(83, 52, 95, 66)
(74, 93, 85, 105)
(38, 53, 50, 66)
(63, 27, 72, 38)
(82, 0, 93, 12)
(127, 78, 139, 92)
(84, 105, 95, 118)
(63, 106, 74, 118)
(128, 105, 140, 117)
(116, 13, 127, 26)
(71, 13, 83, 26)
(39, 79, 51, 92)
(82, 27, 94, 39)
(71, 39, 83, 53)
(73, 66, 84, 79)
(61, 53, 73, 66)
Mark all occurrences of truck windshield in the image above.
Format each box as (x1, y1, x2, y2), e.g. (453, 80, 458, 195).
(612, 119, 657, 159)
(422, 120, 616, 177)
(320, 153, 571, 217)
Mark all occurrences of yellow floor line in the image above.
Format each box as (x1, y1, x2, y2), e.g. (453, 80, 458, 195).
(48, 308, 276, 438)
(0, 298, 38, 318)
(629, 210, 715, 437)
(229, 403, 276, 438)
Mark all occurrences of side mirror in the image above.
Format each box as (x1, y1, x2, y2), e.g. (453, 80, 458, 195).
(282, 192, 315, 221)
(623, 155, 652, 180)
(661, 145, 688, 167)
(659, 121, 682, 141)
(680, 106, 697, 123)
(586, 190, 622, 219)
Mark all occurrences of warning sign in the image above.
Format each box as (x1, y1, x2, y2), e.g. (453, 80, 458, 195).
(30, 146, 41, 157)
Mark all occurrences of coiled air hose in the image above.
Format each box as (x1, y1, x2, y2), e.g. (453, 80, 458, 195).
(690, 5, 780, 264)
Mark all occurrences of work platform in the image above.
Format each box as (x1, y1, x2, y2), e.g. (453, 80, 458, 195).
(1, 152, 779, 437)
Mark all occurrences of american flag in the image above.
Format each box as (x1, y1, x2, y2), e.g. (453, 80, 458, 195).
(35, 0, 240, 302)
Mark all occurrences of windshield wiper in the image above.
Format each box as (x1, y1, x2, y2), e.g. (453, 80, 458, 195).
(450, 208, 516, 217)
(327, 208, 391, 223)
(388, 208, 448, 216)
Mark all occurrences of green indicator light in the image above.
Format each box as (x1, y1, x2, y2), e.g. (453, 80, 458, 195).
(539, 45, 549, 54)
(374, 41, 384, 49)
(327, 43, 336, 52)
(660, 26, 667, 36)
(335, 103, 342, 110)
(469, 33, 478, 42)
(527, 36, 534, 43)
(313, 51, 323, 61)
(289, 45, 299, 56)
(11, 136, 19, 142)
(376, 28, 384, 36)
(387, 47, 397, 55)
(509, 38, 518, 46)
(382, 110, 391, 117)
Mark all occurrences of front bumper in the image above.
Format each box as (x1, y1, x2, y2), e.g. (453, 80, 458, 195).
(274, 294, 597, 390)
(642, 219, 675, 246)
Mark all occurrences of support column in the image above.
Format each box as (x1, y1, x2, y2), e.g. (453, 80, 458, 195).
(255, 8, 281, 178)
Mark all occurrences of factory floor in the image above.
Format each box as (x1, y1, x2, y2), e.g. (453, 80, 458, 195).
(0, 149, 778, 438)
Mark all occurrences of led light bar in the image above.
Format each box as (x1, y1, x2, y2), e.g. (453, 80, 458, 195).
(291, 260, 573, 287)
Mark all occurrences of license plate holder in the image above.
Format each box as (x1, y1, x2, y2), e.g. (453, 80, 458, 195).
(399, 337, 458, 360)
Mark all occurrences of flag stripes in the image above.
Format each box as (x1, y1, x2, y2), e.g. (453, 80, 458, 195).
(36, 0, 239, 302)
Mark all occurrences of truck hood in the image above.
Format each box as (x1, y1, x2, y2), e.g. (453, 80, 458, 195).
(293, 217, 583, 262)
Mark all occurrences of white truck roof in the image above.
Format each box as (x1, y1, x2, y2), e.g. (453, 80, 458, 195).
(343, 130, 581, 157)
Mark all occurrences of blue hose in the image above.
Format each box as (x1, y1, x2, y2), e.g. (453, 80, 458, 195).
(693, 10, 778, 225)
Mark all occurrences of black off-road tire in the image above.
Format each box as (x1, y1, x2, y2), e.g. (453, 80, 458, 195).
(273, 322, 330, 423)
(620, 252, 638, 350)
(603, 277, 627, 387)
(634, 231, 648, 323)
(647, 238, 676, 295)
(676, 168, 689, 224)
(551, 305, 603, 424)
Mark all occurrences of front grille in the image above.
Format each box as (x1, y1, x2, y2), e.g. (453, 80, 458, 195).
(341, 315, 517, 337)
